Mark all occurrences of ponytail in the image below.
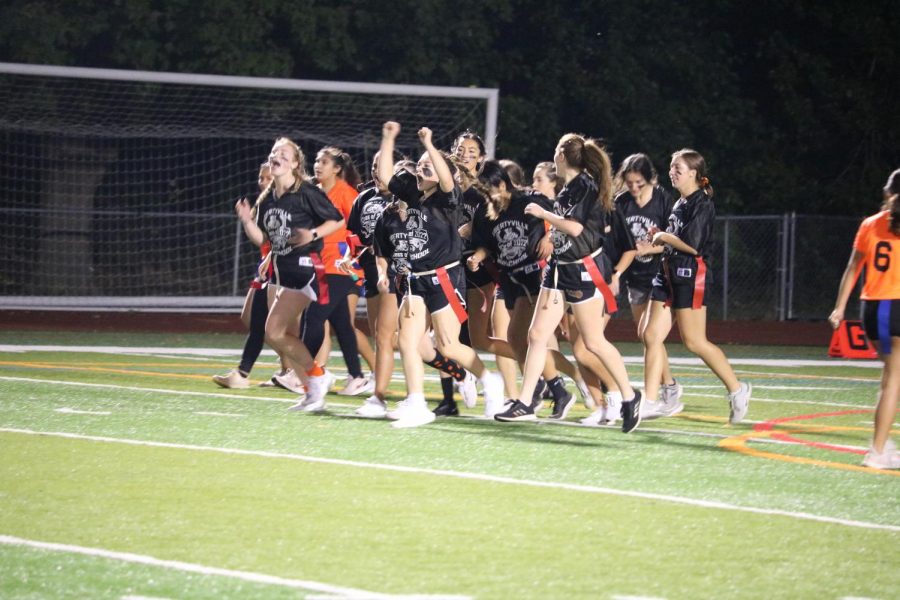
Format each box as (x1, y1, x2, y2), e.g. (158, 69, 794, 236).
(581, 139, 614, 211)
(319, 146, 362, 189)
(671, 148, 714, 199)
(882, 168, 900, 234)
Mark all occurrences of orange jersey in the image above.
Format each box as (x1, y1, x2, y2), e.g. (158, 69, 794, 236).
(321, 179, 362, 277)
(854, 210, 900, 300)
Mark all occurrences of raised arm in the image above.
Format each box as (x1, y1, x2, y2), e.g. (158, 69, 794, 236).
(378, 121, 400, 187)
(418, 127, 454, 193)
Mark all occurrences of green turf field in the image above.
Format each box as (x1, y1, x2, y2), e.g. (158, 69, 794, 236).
(0, 331, 897, 599)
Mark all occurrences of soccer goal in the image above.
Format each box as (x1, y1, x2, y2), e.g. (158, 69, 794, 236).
(0, 62, 499, 311)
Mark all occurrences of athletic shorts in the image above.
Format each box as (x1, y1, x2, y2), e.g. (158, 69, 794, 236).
(649, 255, 707, 310)
(627, 284, 652, 307)
(362, 261, 380, 297)
(541, 258, 611, 306)
(500, 262, 544, 310)
(862, 299, 900, 344)
(399, 263, 467, 315)
(272, 254, 320, 301)
(465, 260, 496, 289)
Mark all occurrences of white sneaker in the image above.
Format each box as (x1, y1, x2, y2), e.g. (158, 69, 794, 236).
(390, 399, 436, 428)
(212, 369, 249, 389)
(299, 372, 331, 413)
(339, 375, 375, 397)
(580, 407, 606, 426)
(455, 372, 478, 409)
(727, 381, 751, 424)
(574, 377, 595, 409)
(259, 369, 283, 387)
(862, 439, 900, 469)
(657, 381, 684, 417)
(387, 398, 413, 421)
(480, 372, 506, 417)
(604, 392, 622, 426)
(273, 369, 305, 394)
(641, 399, 664, 420)
(355, 395, 387, 418)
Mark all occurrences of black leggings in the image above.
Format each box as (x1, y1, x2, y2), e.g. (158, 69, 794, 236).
(238, 286, 270, 375)
(300, 274, 363, 378)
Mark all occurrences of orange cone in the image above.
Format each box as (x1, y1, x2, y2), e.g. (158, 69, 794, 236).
(828, 320, 878, 358)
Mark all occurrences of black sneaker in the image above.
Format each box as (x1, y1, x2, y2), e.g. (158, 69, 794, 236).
(433, 398, 460, 417)
(621, 390, 643, 433)
(494, 400, 537, 422)
(549, 390, 575, 420)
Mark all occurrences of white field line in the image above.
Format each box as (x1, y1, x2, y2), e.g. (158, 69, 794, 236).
(689, 392, 869, 409)
(0, 345, 884, 369)
(0, 375, 872, 447)
(2, 427, 897, 533)
(55, 407, 111, 416)
(0, 535, 463, 600)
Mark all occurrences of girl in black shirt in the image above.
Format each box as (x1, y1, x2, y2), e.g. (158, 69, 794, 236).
(492, 134, 642, 432)
(614, 153, 682, 418)
(377, 121, 505, 428)
(235, 137, 344, 410)
(645, 149, 751, 424)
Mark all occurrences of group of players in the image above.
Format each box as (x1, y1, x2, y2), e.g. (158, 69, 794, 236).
(214, 120, 757, 438)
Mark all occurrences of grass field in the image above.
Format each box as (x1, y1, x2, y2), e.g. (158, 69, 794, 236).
(0, 330, 897, 599)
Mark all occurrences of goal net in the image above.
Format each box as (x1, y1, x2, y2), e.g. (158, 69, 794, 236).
(0, 62, 498, 310)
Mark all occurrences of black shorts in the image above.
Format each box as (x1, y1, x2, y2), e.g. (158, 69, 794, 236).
(272, 254, 321, 300)
(862, 299, 900, 344)
(542, 257, 611, 306)
(465, 260, 496, 289)
(649, 255, 707, 310)
(362, 261, 380, 297)
(399, 263, 467, 315)
(500, 262, 544, 310)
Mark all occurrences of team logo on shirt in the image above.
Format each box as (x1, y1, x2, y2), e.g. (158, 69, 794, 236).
(263, 208, 293, 255)
(360, 199, 387, 238)
(628, 216, 657, 263)
(550, 227, 571, 255)
(495, 221, 528, 267)
(405, 209, 430, 260)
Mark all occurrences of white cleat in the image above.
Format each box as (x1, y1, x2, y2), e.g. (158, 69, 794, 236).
(862, 439, 900, 469)
(480, 372, 506, 417)
(355, 395, 387, 418)
(212, 369, 249, 389)
(273, 369, 305, 394)
(727, 381, 751, 424)
(390, 400, 436, 428)
(339, 375, 375, 397)
(580, 407, 606, 426)
(455, 372, 478, 409)
(657, 381, 685, 417)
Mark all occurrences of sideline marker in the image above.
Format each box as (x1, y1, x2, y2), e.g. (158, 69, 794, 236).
(828, 320, 878, 359)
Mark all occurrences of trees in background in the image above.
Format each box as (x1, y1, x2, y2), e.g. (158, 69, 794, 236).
(2, 0, 897, 215)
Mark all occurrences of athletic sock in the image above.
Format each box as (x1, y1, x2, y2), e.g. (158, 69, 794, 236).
(546, 376, 568, 401)
(424, 351, 467, 381)
(306, 362, 325, 377)
(441, 376, 455, 403)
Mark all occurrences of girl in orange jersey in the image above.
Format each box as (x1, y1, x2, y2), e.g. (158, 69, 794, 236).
(830, 168, 900, 469)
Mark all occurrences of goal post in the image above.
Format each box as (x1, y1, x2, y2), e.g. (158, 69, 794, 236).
(0, 62, 499, 311)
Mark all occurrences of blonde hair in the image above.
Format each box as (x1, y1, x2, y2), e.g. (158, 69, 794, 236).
(253, 137, 305, 216)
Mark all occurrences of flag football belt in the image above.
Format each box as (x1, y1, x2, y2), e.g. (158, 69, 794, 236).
(508, 259, 547, 304)
(555, 247, 617, 313)
(662, 254, 706, 310)
(408, 260, 467, 323)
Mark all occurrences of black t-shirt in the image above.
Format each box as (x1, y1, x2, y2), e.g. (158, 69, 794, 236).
(255, 181, 342, 257)
(388, 169, 463, 272)
(460, 185, 487, 255)
(471, 190, 553, 271)
(373, 206, 409, 277)
(615, 186, 675, 285)
(664, 189, 716, 259)
(550, 172, 607, 262)
(347, 186, 391, 267)
(597, 204, 637, 267)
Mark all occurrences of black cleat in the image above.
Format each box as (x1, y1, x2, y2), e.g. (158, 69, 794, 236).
(494, 399, 537, 422)
(621, 390, 642, 433)
(433, 398, 460, 417)
(549, 390, 575, 420)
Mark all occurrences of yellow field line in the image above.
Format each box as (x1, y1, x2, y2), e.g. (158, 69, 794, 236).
(0, 361, 210, 381)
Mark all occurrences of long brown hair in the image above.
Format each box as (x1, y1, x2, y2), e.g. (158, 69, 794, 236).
(318, 145, 362, 189)
(557, 133, 614, 211)
(882, 168, 900, 234)
(671, 148, 714, 198)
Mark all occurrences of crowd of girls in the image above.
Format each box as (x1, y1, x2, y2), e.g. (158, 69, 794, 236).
(214, 121, 767, 444)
